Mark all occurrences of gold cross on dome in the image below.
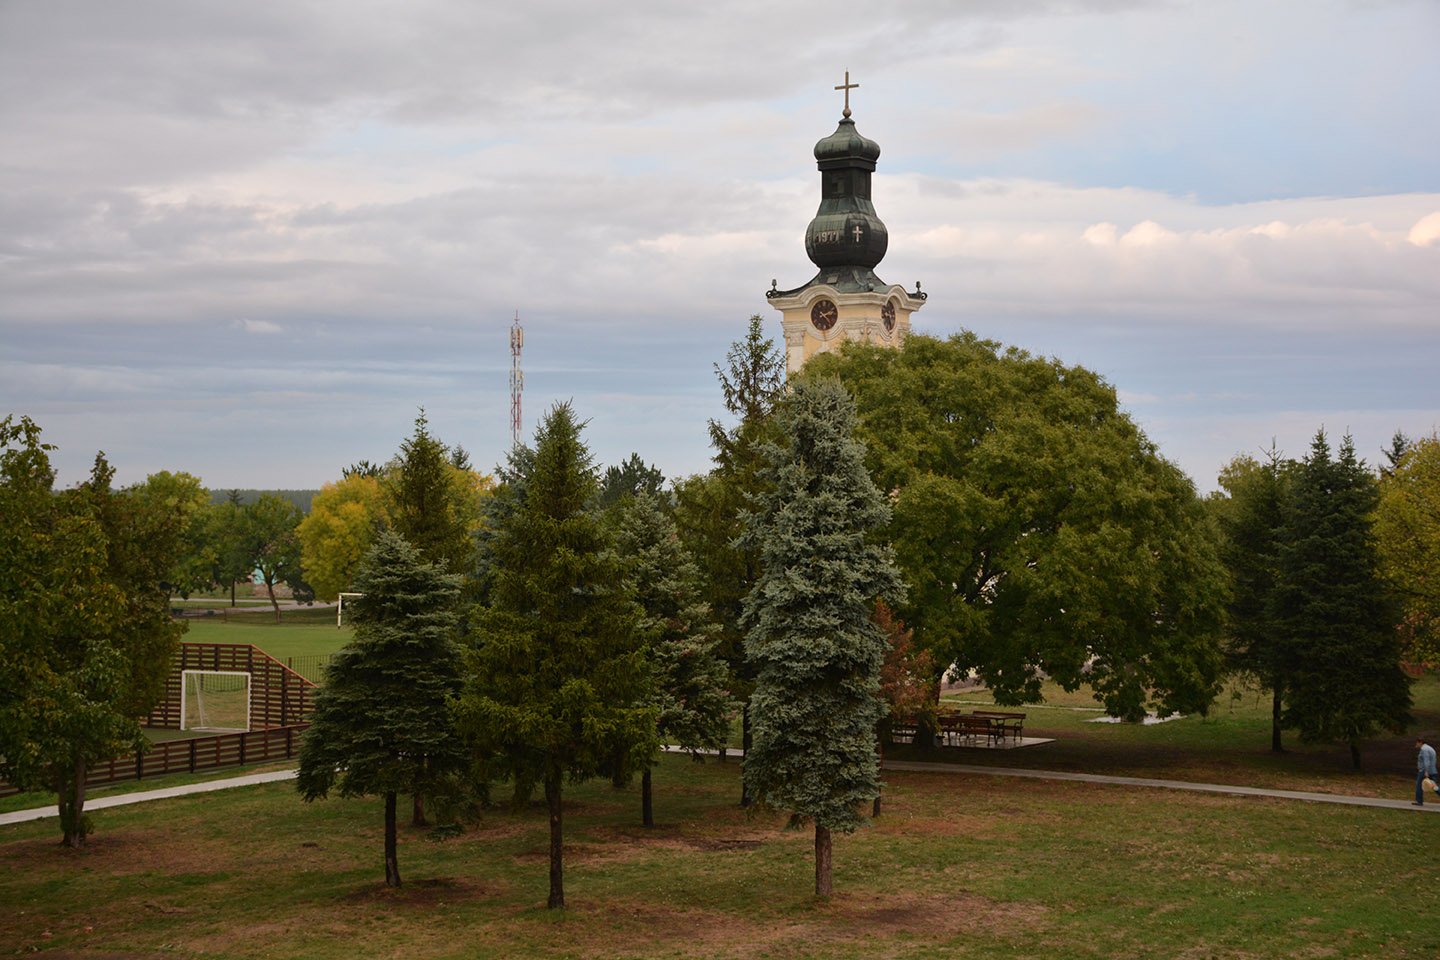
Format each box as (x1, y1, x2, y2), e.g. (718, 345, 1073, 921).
(834, 71, 858, 118)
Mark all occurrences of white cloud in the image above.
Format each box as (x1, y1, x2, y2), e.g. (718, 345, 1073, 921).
(239, 318, 283, 334)
(1409, 211, 1440, 247)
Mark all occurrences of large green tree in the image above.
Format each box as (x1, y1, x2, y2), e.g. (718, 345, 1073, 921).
(1214, 445, 1293, 751)
(740, 378, 904, 898)
(0, 420, 186, 847)
(597, 453, 666, 512)
(455, 403, 655, 909)
(383, 410, 483, 577)
(1272, 431, 1411, 768)
(613, 492, 736, 827)
(673, 315, 786, 801)
(806, 333, 1228, 721)
(1375, 433, 1440, 667)
(244, 493, 307, 620)
(296, 530, 464, 887)
(130, 471, 213, 599)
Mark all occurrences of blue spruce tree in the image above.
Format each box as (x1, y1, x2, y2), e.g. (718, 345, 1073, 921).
(740, 377, 904, 897)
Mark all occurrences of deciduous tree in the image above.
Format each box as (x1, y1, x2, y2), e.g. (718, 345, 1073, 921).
(296, 473, 384, 602)
(131, 471, 212, 599)
(806, 333, 1227, 721)
(1375, 433, 1440, 667)
(740, 378, 904, 897)
(872, 602, 933, 816)
(0, 421, 185, 847)
(296, 530, 464, 887)
(244, 493, 306, 621)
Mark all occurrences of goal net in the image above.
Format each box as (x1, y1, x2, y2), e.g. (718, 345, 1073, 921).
(180, 670, 252, 733)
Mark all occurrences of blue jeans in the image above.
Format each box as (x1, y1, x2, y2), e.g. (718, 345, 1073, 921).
(1419, 771, 1437, 804)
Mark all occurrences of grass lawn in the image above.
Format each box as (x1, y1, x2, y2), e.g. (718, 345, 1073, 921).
(180, 616, 353, 662)
(3, 752, 1438, 959)
(912, 674, 1440, 800)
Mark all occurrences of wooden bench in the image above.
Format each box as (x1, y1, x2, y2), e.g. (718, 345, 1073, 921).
(970, 710, 1025, 742)
(936, 713, 1001, 747)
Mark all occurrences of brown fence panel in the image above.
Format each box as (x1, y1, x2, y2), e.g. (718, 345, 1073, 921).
(0, 724, 311, 799)
(145, 643, 317, 731)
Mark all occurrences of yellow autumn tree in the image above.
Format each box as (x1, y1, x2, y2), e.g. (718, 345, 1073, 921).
(297, 474, 385, 602)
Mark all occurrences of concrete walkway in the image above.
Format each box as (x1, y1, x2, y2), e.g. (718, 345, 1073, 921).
(882, 759, 1440, 812)
(0, 769, 298, 826)
(4, 759, 1435, 827)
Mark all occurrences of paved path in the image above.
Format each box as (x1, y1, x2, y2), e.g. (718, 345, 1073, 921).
(883, 760, 1440, 812)
(4, 759, 1434, 827)
(0, 770, 298, 826)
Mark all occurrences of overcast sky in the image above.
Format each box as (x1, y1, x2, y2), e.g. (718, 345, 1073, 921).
(3, 0, 1437, 494)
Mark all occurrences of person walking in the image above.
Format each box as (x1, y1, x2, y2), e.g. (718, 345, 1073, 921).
(1416, 738, 1438, 806)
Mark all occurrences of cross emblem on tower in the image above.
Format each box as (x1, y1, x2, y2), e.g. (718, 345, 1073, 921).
(834, 71, 858, 118)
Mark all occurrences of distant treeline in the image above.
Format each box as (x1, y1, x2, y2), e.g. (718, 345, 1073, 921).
(208, 489, 319, 513)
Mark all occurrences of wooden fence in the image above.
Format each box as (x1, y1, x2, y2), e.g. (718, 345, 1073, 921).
(0, 643, 317, 799)
(147, 642, 316, 730)
(0, 726, 308, 799)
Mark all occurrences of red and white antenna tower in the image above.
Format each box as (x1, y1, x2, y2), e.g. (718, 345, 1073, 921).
(509, 312, 524, 448)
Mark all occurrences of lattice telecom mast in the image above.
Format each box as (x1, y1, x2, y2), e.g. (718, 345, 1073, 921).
(509, 312, 524, 448)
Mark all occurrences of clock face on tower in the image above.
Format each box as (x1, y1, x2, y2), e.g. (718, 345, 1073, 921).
(882, 300, 896, 334)
(810, 298, 838, 332)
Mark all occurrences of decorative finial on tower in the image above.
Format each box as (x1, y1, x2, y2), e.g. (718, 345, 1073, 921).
(834, 71, 858, 119)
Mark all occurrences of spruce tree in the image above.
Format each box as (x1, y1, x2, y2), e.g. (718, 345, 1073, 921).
(1271, 431, 1411, 769)
(455, 403, 655, 909)
(384, 409, 474, 577)
(739, 378, 904, 897)
(1216, 444, 1293, 752)
(673, 315, 786, 803)
(383, 409, 483, 824)
(296, 530, 464, 887)
(614, 492, 736, 826)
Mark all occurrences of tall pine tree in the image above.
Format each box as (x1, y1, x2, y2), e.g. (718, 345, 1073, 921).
(296, 530, 464, 887)
(1216, 444, 1293, 752)
(740, 378, 904, 897)
(614, 492, 736, 827)
(673, 315, 786, 803)
(1271, 431, 1410, 769)
(455, 403, 655, 909)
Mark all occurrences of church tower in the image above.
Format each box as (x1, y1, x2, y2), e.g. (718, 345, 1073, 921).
(766, 74, 926, 375)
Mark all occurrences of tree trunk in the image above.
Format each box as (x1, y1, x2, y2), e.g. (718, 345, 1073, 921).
(1270, 683, 1284, 753)
(384, 791, 401, 887)
(546, 773, 565, 909)
(58, 755, 87, 849)
(814, 824, 833, 897)
(412, 792, 427, 827)
(230, 579, 237, 607)
(1350, 740, 1362, 771)
(740, 704, 753, 807)
(265, 578, 281, 623)
(642, 766, 654, 828)
(872, 738, 884, 818)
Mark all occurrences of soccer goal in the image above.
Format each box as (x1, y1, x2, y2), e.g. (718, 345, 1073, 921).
(180, 670, 252, 733)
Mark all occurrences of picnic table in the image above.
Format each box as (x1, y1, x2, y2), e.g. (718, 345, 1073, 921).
(889, 710, 1027, 748)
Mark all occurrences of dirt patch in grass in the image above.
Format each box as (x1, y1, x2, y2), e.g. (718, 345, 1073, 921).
(339, 875, 504, 906)
(1, 823, 218, 876)
(541, 889, 1045, 959)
